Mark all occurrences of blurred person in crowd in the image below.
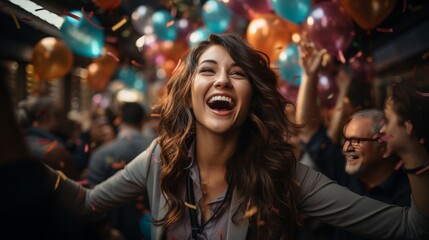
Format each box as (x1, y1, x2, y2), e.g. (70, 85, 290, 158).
(88, 102, 152, 240)
(17, 95, 80, 180)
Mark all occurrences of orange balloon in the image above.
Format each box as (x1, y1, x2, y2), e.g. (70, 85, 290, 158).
(93, 0, 122, 9)
(159, 40, 188, 63)
(87, 62, 113, 91)
(32, 37, 74, 81)
(339, 0, 397, 30)
(93, 44, 120, 73)
(246, 14, 292, 64)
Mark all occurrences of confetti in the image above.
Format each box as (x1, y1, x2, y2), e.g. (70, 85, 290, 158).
(105, 36, 118, 43)
(338, 50, 346, 64)
(107, 51, 120, 62)
(19, 17, 32, 22)
(6, 6, 20, 29)
(184, 201, 197, 209)
(327, 93, 334, 100)
(44, 140, 58, 153)
(416, 90, 429, 97)
(377, 135, 393, 143)
(63, 11, 81, 20)
(151, 113, 161, 118)
(243, 206, 258, 218)
(376, 28, 394, 33)
(348, 51, 362, 64)
(84, 144, 89, 153)
(35, 8, 44, 11)
(416, 164, 429, 175)
(54, 174, 61, 190)
(166, 20, 175, 28)
(131, 60, 144, 67)
(152, 153, 161, 163)
(76, 179, 89, 185)
(111, 17, 127, 31)
(394, 160, 404, 170)
(82, 8, 104, 30)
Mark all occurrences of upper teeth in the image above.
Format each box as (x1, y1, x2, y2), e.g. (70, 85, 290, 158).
(208, 95, 232, 104)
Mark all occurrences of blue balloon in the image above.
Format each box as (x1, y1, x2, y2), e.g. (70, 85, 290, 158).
(60, 10, 104, 58)
(276, 43, 302, 87)
(152, 10, 177, 41)
(116, 66, 145, 91)
(270, 0, 312, 24)
(188, 27, 212, 48)
(202, 0, 232, 33)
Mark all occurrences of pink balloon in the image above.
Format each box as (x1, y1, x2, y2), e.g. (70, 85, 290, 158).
(226, 0, 273, 19)
(350, 57, 374, 84)
(303, 2, 355, 56)
(318, 70, 339, 109)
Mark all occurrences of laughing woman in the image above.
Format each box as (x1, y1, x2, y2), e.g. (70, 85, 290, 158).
(49, 33, 429, 240)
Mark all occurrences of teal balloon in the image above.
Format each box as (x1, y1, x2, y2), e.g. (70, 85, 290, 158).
(270, 0, 312, 24)
(202, 0, 232, 33)
(188, 27, 212, 47)
(152, 10, 177, 41)
(60, 10, 104, 58)
(116, 66, 145, 91)
(276, 43, 302, 87)
(139, 213, 151, 240)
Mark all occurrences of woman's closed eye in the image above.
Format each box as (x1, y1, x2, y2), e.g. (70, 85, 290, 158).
(230, 70, 247, 79)
(199, 67, 215, 74)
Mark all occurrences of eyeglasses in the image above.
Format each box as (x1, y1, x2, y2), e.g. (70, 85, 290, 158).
(342, 136, 381, 147)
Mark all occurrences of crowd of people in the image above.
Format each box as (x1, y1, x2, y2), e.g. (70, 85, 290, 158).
(1, 33, 429, 240)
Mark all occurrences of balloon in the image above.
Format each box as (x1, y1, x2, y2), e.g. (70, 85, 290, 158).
(226, 0, 273, 19)
(188, 27, 212, 47)
(93, 44, 120, 73)
(87, 62, 113, 91)
(270, 0, 312, 24)
(131, 5, 155, 35)
(303, 2, 354, 56)
(60, 10, 104, 58)
(277, 81, 299, 103)
(176, 18, 199, 46)
(202, 0, 232, 33)
(246, 14, 292, 63)
(93, 0, 122, 9)
(152, 10, 177, 41)
(318, 70, 339, 109)
(339, 0, 397, 30)
(116, 66, 145, 89)
(32, 37, 74, 81)
(350, 57, 374, 84)
(276, 43, 302, 87)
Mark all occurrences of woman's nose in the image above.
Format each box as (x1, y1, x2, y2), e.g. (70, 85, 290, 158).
(214, 73, 232, 88)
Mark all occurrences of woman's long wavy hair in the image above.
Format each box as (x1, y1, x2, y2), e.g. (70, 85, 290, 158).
(154, 33, 301, 239)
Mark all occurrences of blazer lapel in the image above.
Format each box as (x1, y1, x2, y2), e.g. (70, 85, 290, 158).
(226, 188, 249, 240)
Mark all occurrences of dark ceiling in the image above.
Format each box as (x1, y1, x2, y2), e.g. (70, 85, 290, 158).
(1, 0, 429, 79)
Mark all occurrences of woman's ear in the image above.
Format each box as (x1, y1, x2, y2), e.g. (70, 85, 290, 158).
(404, 120, 413, 136)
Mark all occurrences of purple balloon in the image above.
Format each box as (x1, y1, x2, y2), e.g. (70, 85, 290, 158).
(131, 5, 155, 35)
(350, 57, 374, 84)
(226, 0, 273, 19)
(303, 2, 354, 56)
(318, 70, 339, 109)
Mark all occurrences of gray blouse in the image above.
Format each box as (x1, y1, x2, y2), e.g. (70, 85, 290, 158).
(55, 139, 429, 240)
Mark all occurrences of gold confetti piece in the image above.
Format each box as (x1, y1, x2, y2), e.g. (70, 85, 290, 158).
(184, 201, 197, 209)
(243, 206, 258, 218)
(44, 140, 58, 153)
(57, 170, 68, 181)
(112, 17, 128, 31)
(166, 20, 175, 28)
(151, 113, 161, 117)
(54, 174, 61, 190)
(7, 6, 20, 29)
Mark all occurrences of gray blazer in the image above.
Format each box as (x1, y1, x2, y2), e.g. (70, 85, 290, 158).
(57, 139, 429, 239)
